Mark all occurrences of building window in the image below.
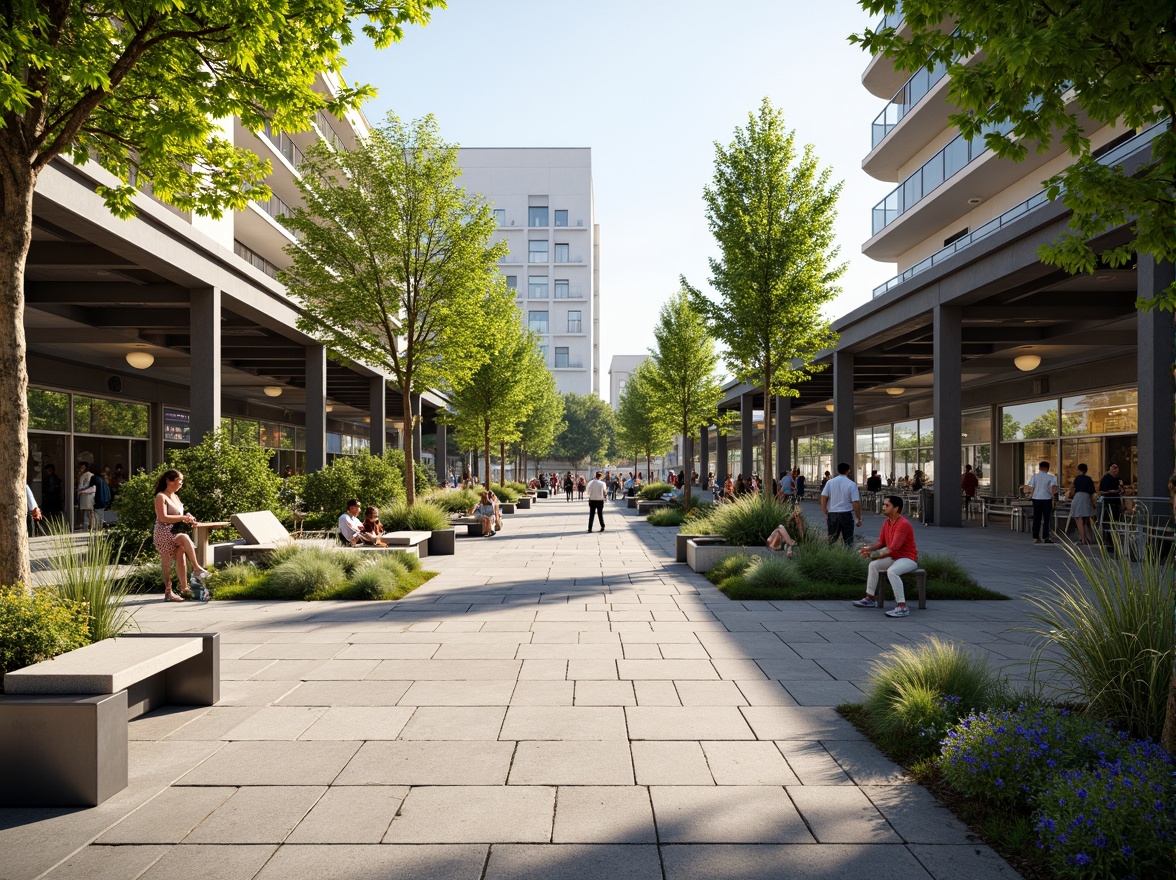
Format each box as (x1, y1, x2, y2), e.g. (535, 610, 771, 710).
(505, 275, 517, 290)
(554, 279, 570, 299)
(528, 311, 549, 334)
(528, 206, 548, 227)
(528, 240, 548, 263)
(567, 311, 582, 333)
(554, 347, 570, 368)
(493, 208, 506, 226)
(539, 344, 548, 358)
(554, 209, 568, 227)
(554, 243, 570, 263)
(528, 276, 548, 298)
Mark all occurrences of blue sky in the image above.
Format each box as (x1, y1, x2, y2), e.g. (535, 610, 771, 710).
(343, 0, 897, 399)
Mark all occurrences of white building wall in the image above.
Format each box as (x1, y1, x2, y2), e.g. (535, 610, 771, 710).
(608, 354, 647, 410)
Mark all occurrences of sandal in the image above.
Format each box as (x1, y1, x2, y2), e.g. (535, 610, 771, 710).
(164, 591, 185, 602)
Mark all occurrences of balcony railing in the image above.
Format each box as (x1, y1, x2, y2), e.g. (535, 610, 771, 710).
(255, 192, 293, 221)
(875, 0, 903, 33)
(554, 284, 584, 299)
(234, 240, 279, 278)
(262, 122, 305, 168)
(871, 119, 1170, 297)
(554, 253, 584, 264)
(554, 359, 584, 369)
(872, 57, 949, 148)
(315, 111, 346, 152)
(566, 322, 582, 334)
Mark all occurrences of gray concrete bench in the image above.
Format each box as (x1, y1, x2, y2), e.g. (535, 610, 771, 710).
(0, 633, 219, 806)
(381, 530, 432, 558)
(230, 510, 296, 559)
(877, 568, 928, 612)
(452, 515, 487, 536)
(637, 499, 670, 514)
(516, 496, 532, 510)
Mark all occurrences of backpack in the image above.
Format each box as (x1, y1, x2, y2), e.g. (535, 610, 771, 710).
(92, 474, 112, 509)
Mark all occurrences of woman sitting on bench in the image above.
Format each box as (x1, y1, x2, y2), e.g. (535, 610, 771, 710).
(469, 491, 497, 537)
(339, 499, 381, 545)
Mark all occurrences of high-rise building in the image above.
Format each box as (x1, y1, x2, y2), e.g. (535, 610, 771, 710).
(607, 355, 647, 410)
(457, 149, 599, 396)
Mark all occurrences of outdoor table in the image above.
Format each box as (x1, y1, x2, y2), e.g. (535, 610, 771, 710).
(192, 521, 230, 568)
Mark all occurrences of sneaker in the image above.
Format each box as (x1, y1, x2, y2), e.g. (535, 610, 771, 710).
(852, 597, 877, 608)
(885, 606, 910, 618)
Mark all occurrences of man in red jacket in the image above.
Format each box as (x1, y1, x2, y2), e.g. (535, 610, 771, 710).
(852, 495, 918, 618)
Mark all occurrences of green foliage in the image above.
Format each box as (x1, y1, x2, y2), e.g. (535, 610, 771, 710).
(741, 555, 806, 593)
(382, 501, 450, 532)
(1025, 533, 1175, 742)
(919, 554, 979, 587)
(614, 361, 675, 478)
(0, 586, 90, 678)
(645, 290, 726, 508)
(301, 451, 404, 515)
(853, 1, 1176, 309)
(554, 393, 615, 467)
(639, 482, 675, 500)
(687, 97, 845, 486)
(647, 507, 687, 527)
(35, 521, 137, 641)
(382, 450, 434, 499)
(207, 545, 427, 601)
(793, 541, 870, 584)
(488, 484, 520, 503)
(423, 488, 480, 514)
(517, 368, 565, 463)
(705, 553, 753, 585)
(863, 637, 1010, 762)
(281, 113, 512, 503)
(264, 552, 348, 600)
(689, 494, 791, 546)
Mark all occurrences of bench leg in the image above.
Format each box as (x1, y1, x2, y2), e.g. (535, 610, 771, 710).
(124, 632, 220, 709)
(917, 572, 927, 610)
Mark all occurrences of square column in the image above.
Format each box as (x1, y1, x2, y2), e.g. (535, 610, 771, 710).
(933, 305, 963, 527)
(189, 287, 221, 444)
(305, 344, 327, 472)
(699, 426, 709, 486)
(775, 396, 791, 474)
(740, 392, 755, 479)
(832, 350, 854, 469)
(1137, 257, 1175, 500)
(716, 429, 728, 482)
(369, 376, 386, 456)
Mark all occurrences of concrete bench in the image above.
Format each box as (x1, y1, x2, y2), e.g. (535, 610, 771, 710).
(230, 510, 296, 558)
(516, 496, 532, 510)
(0, 633, 220, 806)
(676, 533, 723, 563)
(452, 515, 488, 536)
(636, 499, 670, 515)
(381, 530, 432, 558)
(877, 568, 928, 612)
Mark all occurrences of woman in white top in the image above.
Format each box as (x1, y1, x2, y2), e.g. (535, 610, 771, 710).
(153, 469, 210, 602)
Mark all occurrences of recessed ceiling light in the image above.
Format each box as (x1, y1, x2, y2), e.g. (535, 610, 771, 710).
(967, 197, 982, 205)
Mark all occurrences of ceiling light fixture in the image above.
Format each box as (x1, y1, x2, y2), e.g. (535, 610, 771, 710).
(262, 385, 283, 397)
(825, 404, 835, 412)
(125, 351, 154, 370)
(885, 386, 905, 396)
(1014, 354, 1041, 372)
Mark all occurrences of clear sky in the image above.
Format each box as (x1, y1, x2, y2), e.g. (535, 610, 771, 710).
(342, 0, 898, 402)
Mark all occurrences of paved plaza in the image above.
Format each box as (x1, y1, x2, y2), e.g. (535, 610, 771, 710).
(0, 494, 1063, 879)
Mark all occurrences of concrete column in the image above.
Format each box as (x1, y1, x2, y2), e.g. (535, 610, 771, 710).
(716, 429, 728, 481)
(933, 304, 963, 527)
(189, 287, 221, 444)
(410, 394, 423, 463)
(305, 344, 327, 472)
(775, 396, 791, 474)
(148, 402, 165, 468)
(699, 426, 709, 486)
(435, 423, 448, 480)
(368, 376, 386, 455)
(1137, 257, 1175, 501)
(740, 392, 754, 478)
(832, 350, 854, 469)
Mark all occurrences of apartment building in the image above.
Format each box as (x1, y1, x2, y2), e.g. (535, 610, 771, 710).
(457, 149, 600, 396)
(24, 73, 449, 522)
(704, 7, 1172, 527)
(607, 354, 647, 410)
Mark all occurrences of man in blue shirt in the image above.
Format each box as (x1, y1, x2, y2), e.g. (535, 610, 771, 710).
(820, 462, 863, 546)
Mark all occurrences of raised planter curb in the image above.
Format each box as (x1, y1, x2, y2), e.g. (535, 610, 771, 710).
(686, 539, 777, 573)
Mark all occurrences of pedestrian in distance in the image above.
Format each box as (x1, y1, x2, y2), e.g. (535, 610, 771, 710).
(961, 464, 979, 518)
(586, 471, 607, 532)
(820, 462, 863, 546)
(1023, 460, 1059, 544)
(1068, 463, 1097, 545)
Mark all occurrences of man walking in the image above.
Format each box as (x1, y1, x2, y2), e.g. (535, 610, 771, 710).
(1024, 460, 1059, 544)
(961, 464, 979, 519)
(820, 462, 863, 546)
(586, 471, 607, 532)
(852, 495, 919, 618)
(1098, 463, 1124, 521)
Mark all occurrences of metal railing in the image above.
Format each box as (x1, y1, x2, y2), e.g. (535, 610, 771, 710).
(872, 56, 949, 148)
(262, 122, 304, 168)
(315, 111, 346, 152)
(254, 192, 293, 221)
(234, 240, 279, 278)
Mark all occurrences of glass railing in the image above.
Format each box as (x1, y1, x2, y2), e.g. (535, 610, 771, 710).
(262, 122, 304, 168)
(871, 119, 1170, 297)
(567, 322, 583, 333)
(872, 57, 949, 148)
(315, 111, 346, 152)
(255, 192, 293, 221)
(234, 240, 279, 278)
(876, 0, 903, 33)
(555, 359, 584, 369)
(554, 284, 584, 299)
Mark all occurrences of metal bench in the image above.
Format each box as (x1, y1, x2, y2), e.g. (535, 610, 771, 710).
(0, 633, 220, 806)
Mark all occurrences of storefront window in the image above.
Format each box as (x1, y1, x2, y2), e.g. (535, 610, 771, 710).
(961, 408, 991, 445)
(73, 395, 148, 437)
(28, 389, 69, 431)
(164, 409, 190, 444)
(1002, 399, 1057, 440)
(1061, 389, 1137, 436)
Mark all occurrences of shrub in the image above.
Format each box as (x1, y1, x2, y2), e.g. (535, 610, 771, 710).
(689, 494, 791, 546)
(346, 566, 401, 600)
(648, 507, 687, 527)
(424, 488, 479, 514)
(36, 523, 137, 641)
(301, 451, 404, 515)
(1024, 532, 1175, 741)
(384, 449, 434, 497)
(938, 705, 1126, 808)
(793, 541, 869, 585)
(919, 554, 979, 586)
(705, 552, 752, 585)
(863, 637, 1008, 760)
(639, 482, 675, 500)
(108, 430, 283, 560)
(505, 481, 528, 494)
(403, 502, 452, 532)
(488, 483, 520, 503)
(0, 586, 90, 678)
(741, 555, 806, 593)
(264, 551, 348, 600)
(1034, 740, 1173, 878)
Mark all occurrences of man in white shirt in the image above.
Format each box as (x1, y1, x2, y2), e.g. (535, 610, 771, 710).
(820, 461, 863, 546)
(776, 471, 795, 502)
(1023, 460, 1059, 544)
(338, 499, 378, 545)
(586, 471, 607, 532)
(25, 484, 42, 536)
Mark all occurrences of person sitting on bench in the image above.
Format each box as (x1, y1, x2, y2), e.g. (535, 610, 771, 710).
(853, 495, 918, 618)
(339, 499, 380, 545)
(469, 491, 497, 537)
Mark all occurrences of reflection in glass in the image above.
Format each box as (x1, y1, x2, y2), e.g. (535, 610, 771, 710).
(28, 388, 70, 431)
(1061, 388, 1137, 435)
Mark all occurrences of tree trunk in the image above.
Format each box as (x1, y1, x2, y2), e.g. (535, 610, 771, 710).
(683, 417, 692, 510)
(762, 364, 773, 502)
(1164, 432, 1176, 754)
(401, 388, 416, 505)
(0, 142, 34, 588)
(499, 440, 506, 486)
(483, 421, 491, 490)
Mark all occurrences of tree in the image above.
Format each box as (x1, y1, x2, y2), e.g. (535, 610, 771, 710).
(0, 1, 440, 587)
(687, 98, 845, 497)
(281, 113, 511, 505)
(444, 319, 543, 488)
(852, 1, 1176, 308)
(554, 393, 615, 469)
(516, 369, 565, 478)
(645, 291, 726, 508)
(615, 361, 675, 485)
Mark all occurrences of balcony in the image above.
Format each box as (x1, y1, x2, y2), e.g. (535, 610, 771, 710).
(263, 122, 305, 169)
(554, 284, 584, 299)
(255, 192, 294, 222)
(554, 253, 584, 264)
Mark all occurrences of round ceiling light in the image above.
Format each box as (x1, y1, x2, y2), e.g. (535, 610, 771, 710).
(825, 404, 835, 412)
(885, 386, 905, 396)
(1014, 354, 1041, 372)
(262, 385, 283, 397)
(125, 351, 154, 370)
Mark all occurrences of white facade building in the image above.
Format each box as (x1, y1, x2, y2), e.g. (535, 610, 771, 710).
(457, 149, 599, 396)
(607, 354, 646, 410)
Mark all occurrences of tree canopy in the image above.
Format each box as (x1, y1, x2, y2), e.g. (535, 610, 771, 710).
(0, 0, 440, 587)
(687, 98, 845, 492)
(554, 393, 615, 469)
(615, 360, 675, 482)
(516, 369, 565, 475)
(852, 0, 1176, 309)
(281, 112, 512, 504)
